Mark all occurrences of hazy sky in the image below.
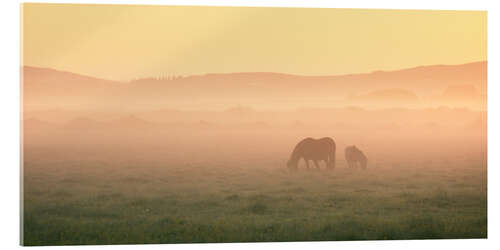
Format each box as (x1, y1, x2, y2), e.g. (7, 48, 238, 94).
(22, 4, 487, 81)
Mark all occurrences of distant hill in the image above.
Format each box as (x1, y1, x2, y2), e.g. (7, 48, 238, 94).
(60, 115, 156, 130)
(64, 117, 101, 130)
(22, 61, 487, 110)
(428, 84, 486, 110)
(441, 85, 482, 101)
(23, 117, 55, 131)
(105, 115, 154, 129)
(124, 61, 486, 98)
(23, 66, 122, 110)
(23, 66, 119, 84)
(23, 66, 120, 94)
(350, 89, 419, 106)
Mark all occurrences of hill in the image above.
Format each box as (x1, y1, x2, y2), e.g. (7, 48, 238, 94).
(23, 61, 487, 110)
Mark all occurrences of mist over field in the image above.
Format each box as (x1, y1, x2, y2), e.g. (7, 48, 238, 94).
(23, 61, 487, 171)
(22, 61, 487, 245)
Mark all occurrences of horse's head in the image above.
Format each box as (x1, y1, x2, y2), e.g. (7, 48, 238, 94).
(360, 155, 367, 169)
(287, 159, 298, 170)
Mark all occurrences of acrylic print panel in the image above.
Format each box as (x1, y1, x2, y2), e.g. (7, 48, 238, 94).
(21, 3, 487, 246)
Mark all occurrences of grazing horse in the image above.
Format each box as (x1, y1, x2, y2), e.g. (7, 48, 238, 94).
(345, 145, 367, 169)
(287, 137, 336, 170)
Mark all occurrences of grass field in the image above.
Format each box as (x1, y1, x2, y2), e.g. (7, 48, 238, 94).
(22, 141, 487, 245)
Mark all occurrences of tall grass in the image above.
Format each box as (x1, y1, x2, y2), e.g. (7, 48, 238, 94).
(23, 158, 487, 245)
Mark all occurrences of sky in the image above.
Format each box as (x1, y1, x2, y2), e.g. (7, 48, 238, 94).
(22, 3, 487, 81)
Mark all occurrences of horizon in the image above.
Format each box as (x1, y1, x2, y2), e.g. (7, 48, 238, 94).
(22, 60, 487, 82)
(22, 58, 487, 112)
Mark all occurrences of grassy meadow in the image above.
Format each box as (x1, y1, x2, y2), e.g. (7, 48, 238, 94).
(21, 4, 487, 246)
(22, 127, 487, 245)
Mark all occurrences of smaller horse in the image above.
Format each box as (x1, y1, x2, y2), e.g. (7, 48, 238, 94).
(345, 145, 367, 169)
(287, 137, 336, 170)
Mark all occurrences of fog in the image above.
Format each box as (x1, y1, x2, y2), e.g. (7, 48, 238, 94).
(22, 62, 487, 185)
(22, 64, 487, 244)
(23, 106, 486, 172)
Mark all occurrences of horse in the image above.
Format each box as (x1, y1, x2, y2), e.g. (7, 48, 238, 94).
(287, 137, 336, 170)
(344, 145, 367, 169)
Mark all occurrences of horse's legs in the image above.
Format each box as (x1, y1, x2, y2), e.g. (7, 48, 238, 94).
(305, 159, 310, 169)
(313, 160, 320, 170)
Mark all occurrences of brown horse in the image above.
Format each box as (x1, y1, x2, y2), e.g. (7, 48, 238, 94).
(345, 145, 367, 169)
(287, 137, 336, 170)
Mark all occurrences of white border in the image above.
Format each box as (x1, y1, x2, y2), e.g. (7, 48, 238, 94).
(7, 0, 491, 10)
(1, 0, 497, 249)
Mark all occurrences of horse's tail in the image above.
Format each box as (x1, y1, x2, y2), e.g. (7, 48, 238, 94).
(329, 140, 336, 169)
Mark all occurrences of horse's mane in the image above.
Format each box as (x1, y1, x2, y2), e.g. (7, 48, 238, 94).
(289, 138, 310, 161)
